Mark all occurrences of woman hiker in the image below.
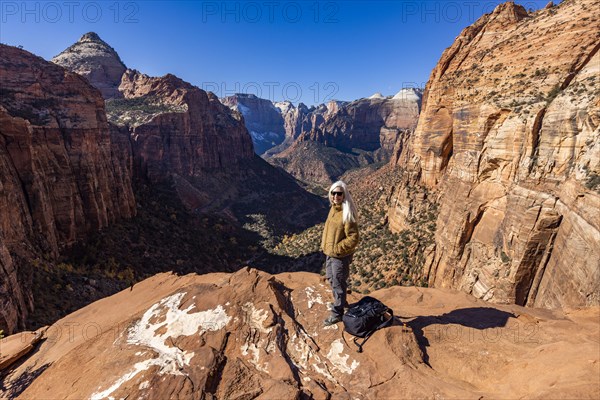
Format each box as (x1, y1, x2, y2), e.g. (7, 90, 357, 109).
(321, 180, 359, 326)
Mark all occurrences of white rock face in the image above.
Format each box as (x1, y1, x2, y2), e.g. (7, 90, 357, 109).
(326, 339, 360, 374)
(51, 32, 126, 99)
(274, 100, 294, 114)
(392, 88, 422, 103)
(220, 93, 286, 154)
(91, 292, 231, 400)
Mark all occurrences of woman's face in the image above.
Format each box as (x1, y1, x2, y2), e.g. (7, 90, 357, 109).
(330, 187, 345, 205)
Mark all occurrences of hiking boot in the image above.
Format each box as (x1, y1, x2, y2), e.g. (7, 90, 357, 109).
(323, 314, 342, 326)
(327, 302, 349, 311)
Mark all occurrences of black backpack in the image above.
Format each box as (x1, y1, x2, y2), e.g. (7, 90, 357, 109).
(342, 296, 394, 352)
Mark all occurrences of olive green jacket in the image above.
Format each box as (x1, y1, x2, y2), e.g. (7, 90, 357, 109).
(321, 204, 359, 258)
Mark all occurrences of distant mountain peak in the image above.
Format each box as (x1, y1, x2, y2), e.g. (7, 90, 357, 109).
(79, 31, 103, 43)
(392, 88, 422, 102)
(368, 92, 385, 99)
(491, 1, 529, 22)
(274, 100, 294, 114)
(51, 32, 126, 99)
(233, 93, 259, 99)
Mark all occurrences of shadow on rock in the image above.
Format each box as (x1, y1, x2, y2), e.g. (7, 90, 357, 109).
(0, 335, 50, 398)
(252, 251, 326, 275)
(406, 307, 516, 366)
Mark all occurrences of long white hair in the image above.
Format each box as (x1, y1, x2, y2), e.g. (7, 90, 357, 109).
(328, 180, 358, 224)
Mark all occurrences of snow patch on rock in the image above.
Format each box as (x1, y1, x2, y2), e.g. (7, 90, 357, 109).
(274, 101, 294, 114)
(326, 339, 360, 374)
(91, 292, 231, 399)
(237, 103, 251, 117)
(323, 323, 339, 331)
(305, 286, 324, 309)
(289, 331, 313, 370)
(241, 342, 269, 373)
(250, 130, 281, 142)
(241, 302, 272, 333)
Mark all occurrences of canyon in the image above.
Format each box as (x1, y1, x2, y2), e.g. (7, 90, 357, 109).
(1, 0, 599, 397)
(224, 89, 421, 188)
(221, 94, 286, 155)
(0, 33, 324, 335)
(227, 0, 599, 310)
(268, 90, 422, 187)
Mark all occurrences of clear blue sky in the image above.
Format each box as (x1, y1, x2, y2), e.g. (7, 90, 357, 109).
(1, 0, 545, 105)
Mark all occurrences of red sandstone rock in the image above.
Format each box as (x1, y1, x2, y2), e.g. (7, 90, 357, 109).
(0, 328, 45, 371)
(0, 44, 136, 334)
(1, 268, 598, 398)
(269, 92, 421, 185)
(389, 0, 600, 308)
(117, 70, 255, 182)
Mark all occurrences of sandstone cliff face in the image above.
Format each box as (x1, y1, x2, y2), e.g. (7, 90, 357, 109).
(0, 45, 136, 333)
(2, 269, 599, 399)
(305, 91, 421, 154)
(51, 32, 127, 99)
(115, 70, 255, 183)
(269, 92, 421, 186)
(263, 101, 328, 157)
(389, 0, 600, 308)
(269, 99, 358, 154)
(221, 94, 286, 155)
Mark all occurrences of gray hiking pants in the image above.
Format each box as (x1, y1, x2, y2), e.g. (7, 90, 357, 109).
(325, 254, 353, 317)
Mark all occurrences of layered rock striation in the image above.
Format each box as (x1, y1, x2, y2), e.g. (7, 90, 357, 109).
(51, 32, 127, 99)
(110, 71, 325, 233)
(0, 44, 136, 333)
(117, 70, 255, 182)
(389, 0, 600, 308)
(300, 90, 421, 154)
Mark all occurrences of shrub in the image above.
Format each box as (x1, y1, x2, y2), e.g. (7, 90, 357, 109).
(546, 85, 561, 103)
(117, 267, 135, 283)
(105, 95, 187, 126)
(585, 172, 600, 192)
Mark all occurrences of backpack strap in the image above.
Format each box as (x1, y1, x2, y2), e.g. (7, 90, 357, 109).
(352, 309, 394, 353)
